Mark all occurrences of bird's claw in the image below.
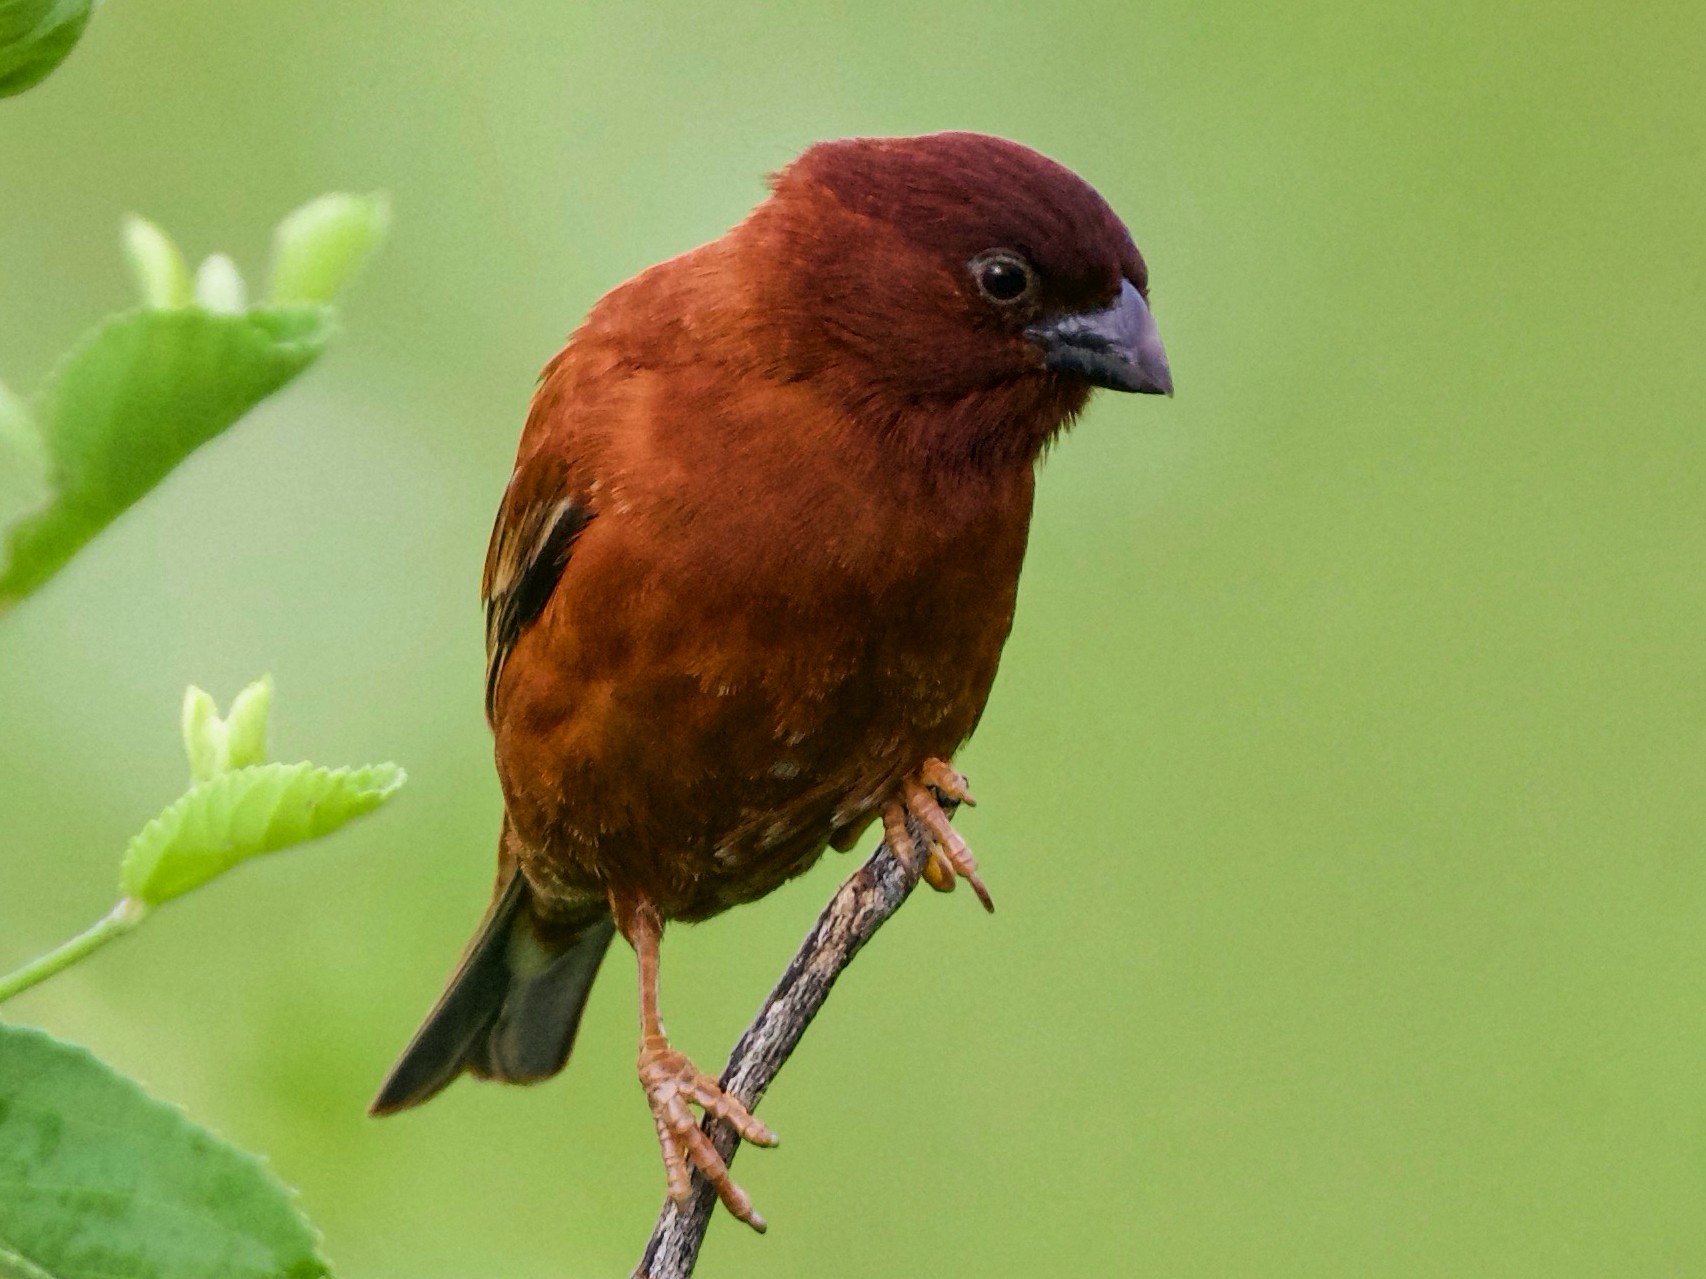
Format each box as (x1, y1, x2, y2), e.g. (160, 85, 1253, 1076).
(886, 761, 994, 911)
(920, 758, 977, 808)
(920, 844, 959, 892)
(638, 1038, 776, 1232)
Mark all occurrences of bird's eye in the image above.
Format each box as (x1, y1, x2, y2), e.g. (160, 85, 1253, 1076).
(969, 251, 1036, 305)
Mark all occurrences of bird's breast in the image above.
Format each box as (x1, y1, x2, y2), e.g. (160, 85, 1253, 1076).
(498, 382, 1039, 920)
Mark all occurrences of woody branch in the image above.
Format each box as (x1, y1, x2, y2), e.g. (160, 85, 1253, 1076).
(632, 808, 943, 1279)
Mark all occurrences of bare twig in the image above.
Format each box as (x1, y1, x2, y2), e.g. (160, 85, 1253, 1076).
(632, 810, 942, 1279)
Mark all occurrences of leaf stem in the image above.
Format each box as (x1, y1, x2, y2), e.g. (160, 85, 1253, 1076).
(0, 899, 151, 1006)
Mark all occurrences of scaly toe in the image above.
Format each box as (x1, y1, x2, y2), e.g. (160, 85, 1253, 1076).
(881, 802, 925, 873)
(691, 1076, 779, 1147)
(639, 1043, 773, 1231)
(901, 777, 995, 912)
(920, 758, 977, 807)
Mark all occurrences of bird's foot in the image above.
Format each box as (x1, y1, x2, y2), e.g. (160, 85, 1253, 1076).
(638, 1036, 777, 1232)
(886, 759, 993, 911)
(920, 758, 977, 808)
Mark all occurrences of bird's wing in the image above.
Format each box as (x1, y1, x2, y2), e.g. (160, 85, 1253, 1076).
(481, 453, 593, 721)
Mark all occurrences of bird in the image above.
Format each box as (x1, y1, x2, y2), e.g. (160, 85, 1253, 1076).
(370, 130, 1172, 1231)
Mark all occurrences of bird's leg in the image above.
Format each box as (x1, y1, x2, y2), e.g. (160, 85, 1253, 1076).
(885, 759, 994, 911)
(614, 895, 778, 1233)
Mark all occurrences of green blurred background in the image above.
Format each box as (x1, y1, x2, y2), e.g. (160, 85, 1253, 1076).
(3, 1, 1704, 1274)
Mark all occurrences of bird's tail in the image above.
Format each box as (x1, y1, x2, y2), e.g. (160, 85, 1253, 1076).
(369, 864, 616, 1116)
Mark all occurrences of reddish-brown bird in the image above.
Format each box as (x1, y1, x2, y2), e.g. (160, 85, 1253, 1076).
(372, 131, 1171, 1229)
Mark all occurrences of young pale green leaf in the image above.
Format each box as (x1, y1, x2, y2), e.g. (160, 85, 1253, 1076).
(221, 674, 273, 770)
(267, 193, 391, 306)
(0, 381, 50, 581)
(180, 676, 273, 782)
(120, 760, 405, 906)
(120, 216, 193, 309)
(0, 0, 93, 97)
(0, 1023, 333, 1279)
(180, 685, 225, 784)
(194, 254, 248, 314)
(0, 306, 335, 605)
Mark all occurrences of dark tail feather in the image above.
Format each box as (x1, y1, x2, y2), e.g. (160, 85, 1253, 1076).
(370, 868, 616, 1116)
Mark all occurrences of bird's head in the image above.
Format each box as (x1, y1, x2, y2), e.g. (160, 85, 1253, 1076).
(740, 132, 1171, 464)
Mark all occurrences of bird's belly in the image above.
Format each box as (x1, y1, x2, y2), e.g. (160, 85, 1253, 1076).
(499, 495, 1026, 922)
(504, 613, 1002, 921)
(646, 648, 976, 920)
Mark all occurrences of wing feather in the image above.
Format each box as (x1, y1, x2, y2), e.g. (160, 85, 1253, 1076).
(482, 456, 593, 720)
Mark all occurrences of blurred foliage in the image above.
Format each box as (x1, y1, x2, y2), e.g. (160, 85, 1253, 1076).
(268, 195, 393, 309)
(0, 379, 49, 548)
(0, 198, 388, 605)
(0, 1025, 332, 1279)
(0, 2, 1702, 1278)
(0, 678, 403, 1275)
(0, 0, 92, 97)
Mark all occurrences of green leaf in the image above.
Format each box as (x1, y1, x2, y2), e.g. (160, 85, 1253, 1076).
(0, 1023, 332, 1279)
(0, 1243, 55, 1277)
(0, 306, 335, 605)
(120, 761, 406, 906)
(120, 216, 193, 310)
(0, 0, 93, 97)
(267, 193, 391, 306)
(0, 381, 49, 586)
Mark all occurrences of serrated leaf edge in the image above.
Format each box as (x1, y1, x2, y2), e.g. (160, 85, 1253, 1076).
(129, 760, 409, 849)
(0, 1023, 333, 1277)
(119, 761, 407, 903)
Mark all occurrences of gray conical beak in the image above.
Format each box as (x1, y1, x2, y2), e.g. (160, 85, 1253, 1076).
(1028, 279, 1173, 396)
